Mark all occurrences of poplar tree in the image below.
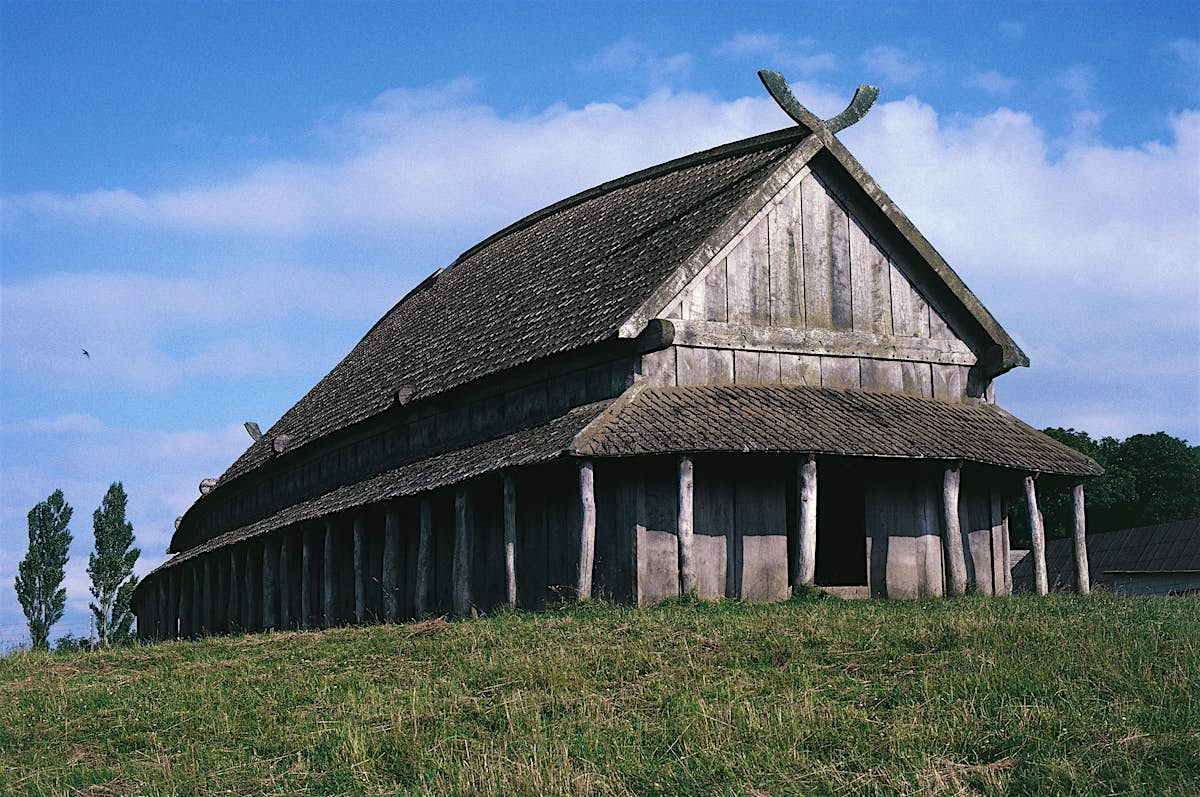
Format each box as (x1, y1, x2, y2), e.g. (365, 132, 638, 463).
(87, 482, 140, 645)
(15, 490, 73, 650)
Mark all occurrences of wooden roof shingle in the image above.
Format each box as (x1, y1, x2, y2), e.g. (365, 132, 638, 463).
(571, 384, 1102, 477)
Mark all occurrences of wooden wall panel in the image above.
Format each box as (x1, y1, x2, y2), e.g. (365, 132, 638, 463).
(677, 346, 734, 386)
(638, 461, 680, 605)
(734, 460, 789, 602)
(694, 457, 735, 599)
(726, 222, 770, 325)
(801, 175, 833, 329)
(779, 353, 821, 386)
(849, 219, 893, 335)
(820, 356, 860, 389)
(859, 359, 904, 392)
(515, 472, 548, 610)
(768, 188, 804, 327)
(932, 364, 967, 401)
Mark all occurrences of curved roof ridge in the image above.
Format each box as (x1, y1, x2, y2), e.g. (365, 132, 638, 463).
(447, 126, 808, 270)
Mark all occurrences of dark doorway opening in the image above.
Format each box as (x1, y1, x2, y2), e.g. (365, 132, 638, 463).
(815, 460, 867, 586)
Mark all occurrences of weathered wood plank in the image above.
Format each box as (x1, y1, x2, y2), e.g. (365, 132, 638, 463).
(900, 361, 933, 397)
(1072, 483, 1090, 595)
(850, 218, 892, 335)
(452, 486, 472, 615)
(768, 186, 804, 327)
(819, 356, 860, 389)
(941, 462, 968, 596)
(726, 221, 770, 325)
(202, 556, 214, 635)
(300, 525, 314, 628)
(1024, 475, 1049, 595)
(890, 262, 914, 337)
(414, 497, 432, 616)
(779, 353, 821, 386)
(920, 484, 945, 597)
(668, 319, 975, 365)
(352, 515, 368, 623)
(577, 459, 596, 599)
(801, 174, 833, 329)
(322, 520, 337, 627)
(829, 197, 853, 330)
(859, 358, 903, 392)
(262, 537, 278, 631)
(244, 545, 257, 632)
(932, 364, 966, 401)
(382, 506, 401, 622)
(677, 456, 696, 596)
(503, 474, 517, 609)
(703, 259, 728, 322)
(795, 455, 817, 586)
(279, 533, 292, 629)
(676, 346, 734, 386)
(640, 347, 676, 387)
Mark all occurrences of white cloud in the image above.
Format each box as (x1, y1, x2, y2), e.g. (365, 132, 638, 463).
(582, 38, 692, 84)
(964, 69, 1018, 95)
(861, 45, 925, 85)
(1053, 64, 1094, 105)
(715, 32, 782, 57)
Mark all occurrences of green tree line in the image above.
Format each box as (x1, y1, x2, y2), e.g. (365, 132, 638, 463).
(1010, 430, 1200, 548)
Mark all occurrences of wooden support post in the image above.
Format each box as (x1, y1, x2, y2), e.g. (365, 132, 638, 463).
(577, 458, 596, 600)
(301, 524, 315, 628)
(677, 456, 697, 596)
(942, 461, 968, 597)
(279, 531, 293, 629)
(353, 514, 368, 623)
(156, 578, 166, 641)
(503, 474, 517, 610)
(1024, 475, 1048, 595)
(228, 549, 240, 633)
(243, 546, 255, 632)
(795, 454, 818, 587)
(452, 486, 473, 616)
(178, 567, 193, 639)
(190, 564, 202, 637)
(382, 505, 402, 622)
(201, 556, 214, 636)
(323, 519, 337, 627)
(1072, 483, 1090, 595)
(165, 571, 177, 640)
(262, 536, 279, 631)
(415, 497, 432, 616)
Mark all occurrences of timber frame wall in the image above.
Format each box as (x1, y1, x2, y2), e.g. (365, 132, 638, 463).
(135, 452, 1090, 641)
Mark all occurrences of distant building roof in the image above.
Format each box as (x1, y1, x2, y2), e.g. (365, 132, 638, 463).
(1013, 517, 1200, 592)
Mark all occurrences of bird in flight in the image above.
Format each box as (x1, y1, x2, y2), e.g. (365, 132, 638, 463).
(81, 348, 90, 359)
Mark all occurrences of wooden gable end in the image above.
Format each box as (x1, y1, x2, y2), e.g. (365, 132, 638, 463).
(646, 160, 984, 401)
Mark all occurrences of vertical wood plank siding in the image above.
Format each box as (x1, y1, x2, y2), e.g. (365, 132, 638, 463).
(1024, 476, 1049, 595)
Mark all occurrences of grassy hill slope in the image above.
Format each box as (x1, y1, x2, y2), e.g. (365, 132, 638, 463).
(2, 594, 1197, 796)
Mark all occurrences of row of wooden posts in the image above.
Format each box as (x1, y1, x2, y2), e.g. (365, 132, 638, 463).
(143, 455, 1089, 639)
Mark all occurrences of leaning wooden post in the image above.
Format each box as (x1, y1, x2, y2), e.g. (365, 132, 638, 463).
(941, 461, 968, 597)
(201, 556, 214, 636)
(300, 525, 315, 628)
(353, 514, 368, 623)
(503, 474, 518, 609)
(795, 454, 818, 586)
(262, 536, 279, 631)
(1072, 483, 1090, 595)
(452, 486, 473, 616)
(190, 564, 202, 637)
(414, 497, 432, 616)
(178, 566, 194, 639)
(322, 519, 337, 627)
(227, 548, 240, 633)
(156, 577, 167, 641)
(1024, 474, 1049, 595)
(279, 531, 293, 629)
(577, 458, 597, 600)
(677, 456, 697, 596)
(382, 505, 402, 622)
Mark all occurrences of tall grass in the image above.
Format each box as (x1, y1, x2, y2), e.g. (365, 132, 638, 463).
(2, 594, 1197, 796)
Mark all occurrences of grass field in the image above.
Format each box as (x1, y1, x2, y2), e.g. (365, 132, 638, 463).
(2, 593, 1197, 796)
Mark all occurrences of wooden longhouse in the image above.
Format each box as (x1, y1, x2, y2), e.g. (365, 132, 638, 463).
(132, 73, 1101, 640)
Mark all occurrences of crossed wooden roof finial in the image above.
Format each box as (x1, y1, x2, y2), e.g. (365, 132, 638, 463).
(758, 70, 880, 135)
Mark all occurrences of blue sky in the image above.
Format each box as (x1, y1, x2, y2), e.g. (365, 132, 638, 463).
(2, 1, 1197, 647)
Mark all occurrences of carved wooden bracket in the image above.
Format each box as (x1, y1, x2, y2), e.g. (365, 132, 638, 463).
(758, 69, 879, 135)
